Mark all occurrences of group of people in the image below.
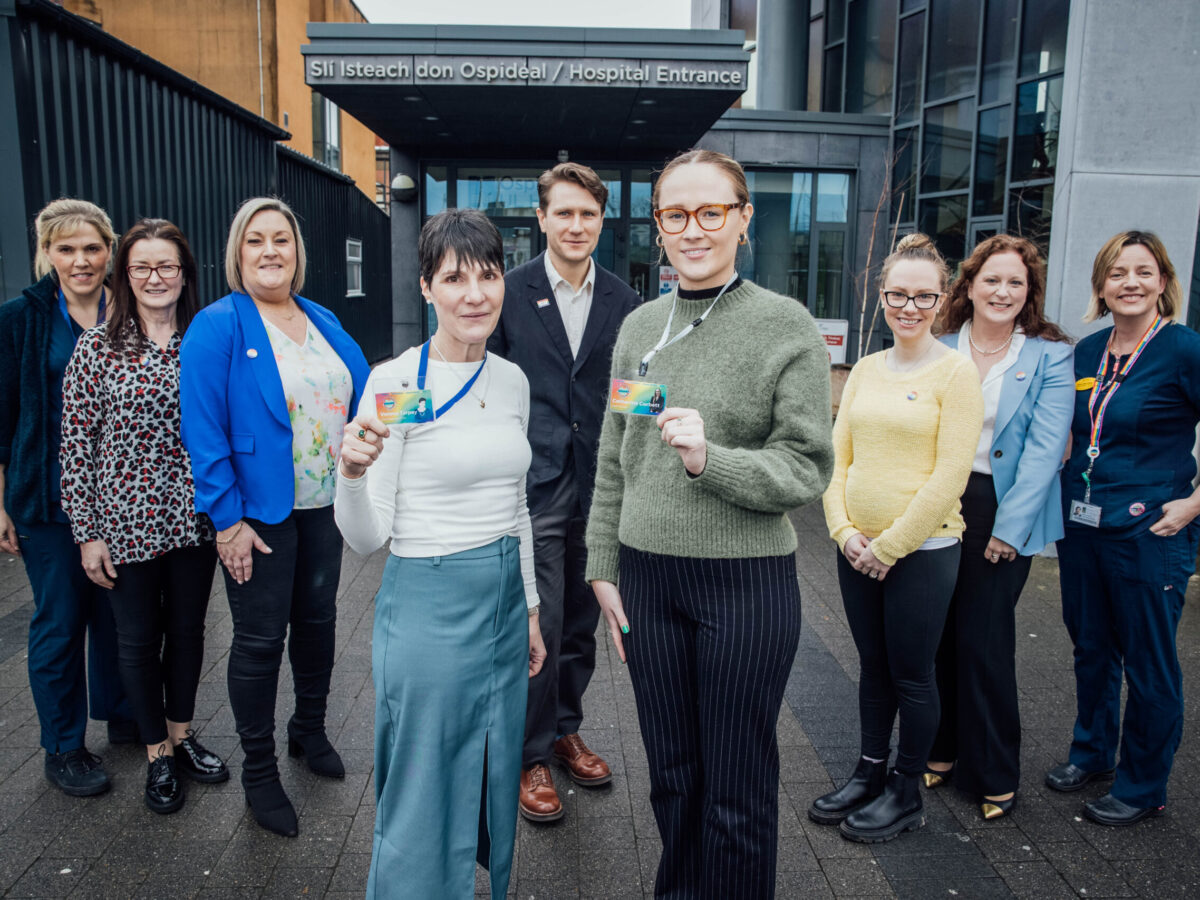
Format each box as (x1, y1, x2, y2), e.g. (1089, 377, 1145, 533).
(0, 148, 1196, 900)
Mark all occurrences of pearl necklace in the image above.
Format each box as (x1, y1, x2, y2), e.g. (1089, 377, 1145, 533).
(968, 323, 1015, 356)
(431, 336, 489, 408)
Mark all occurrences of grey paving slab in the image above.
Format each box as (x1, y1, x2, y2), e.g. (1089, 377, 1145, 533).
(0, 503, 1197, 897)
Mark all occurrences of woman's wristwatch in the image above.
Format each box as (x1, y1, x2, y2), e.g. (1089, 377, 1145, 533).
(528, 605, 540, 618)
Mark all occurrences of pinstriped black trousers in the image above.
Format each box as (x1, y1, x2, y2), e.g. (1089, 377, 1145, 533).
(620, 545, 802, 900)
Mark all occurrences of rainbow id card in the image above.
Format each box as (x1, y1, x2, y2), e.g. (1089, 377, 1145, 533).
(609, 379, 667, 416)
(375, 383, 434, 425)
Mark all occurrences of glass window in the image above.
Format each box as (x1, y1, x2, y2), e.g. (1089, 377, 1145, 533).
(1187, 208, 1200, 332)
(846, 0, 897, 115)
(980, 0, 1018, 105)
(424, 166, 448, 215)
(926, 0, 981, 102)
(631, 169, 654, 219)
(746, 170, 814, 300)
(894, 12, 924, 124)
(1008, 183, 1053, 253)
(346, 238, 363, 296)
(901, 0, 925, 10)
(973, 105, 1011, 216)
(817, 173, 849, 222)
(808, 18, 824, 112)
(891, 127, 917, 223)
(918, 194, 968, 263)
(629, 222, 654, 300)
(1020, 0, 1069, 77)
(456, 168, 541, 216)
(815, 231, 845, 319)
(826, 0, 846, 41)
(312, 95, 342, 171)
(922, 98, 974, 194)
(592, 169, 622, 219)
(823, 46, 844, 112)
(1012, 76, 1063, 182)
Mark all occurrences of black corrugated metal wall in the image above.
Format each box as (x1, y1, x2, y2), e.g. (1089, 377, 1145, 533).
(1, 0, 391, 362)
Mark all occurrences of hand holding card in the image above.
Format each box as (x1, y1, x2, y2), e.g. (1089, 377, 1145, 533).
(657, 407, 707, 476)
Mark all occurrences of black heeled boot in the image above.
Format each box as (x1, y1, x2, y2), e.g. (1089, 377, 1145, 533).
(809, 757, 888, 825)
(245, 778, 299, 838)
(840, 769, 924, 843)
(286, 719, 345, 779)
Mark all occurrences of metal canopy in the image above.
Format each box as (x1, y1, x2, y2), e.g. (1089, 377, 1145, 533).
(303, 24, 749, 158)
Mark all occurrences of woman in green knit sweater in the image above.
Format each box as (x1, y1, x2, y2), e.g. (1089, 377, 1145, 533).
(810, 233, 983, 843)
(585, 149, 834, 899)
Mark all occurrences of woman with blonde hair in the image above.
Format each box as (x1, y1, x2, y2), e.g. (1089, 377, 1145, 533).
(1045, 230, 1200, 826)
(587, 149, 834, 897)
(0, 198, 132, 796)
(923, 234, 1074, 819)
(180, 197, 369, 836)
(811, 233, 982, 843)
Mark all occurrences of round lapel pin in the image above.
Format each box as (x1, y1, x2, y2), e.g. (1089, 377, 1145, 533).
(1129, 502, 1146, 517)
(906, 391, 918, 401)
(246, 348, 258, 359)
(1015, 371, 1027, 381)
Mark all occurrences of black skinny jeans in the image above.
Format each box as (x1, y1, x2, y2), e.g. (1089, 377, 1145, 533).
(838, 544, 959, 775)
(223, 506, 341, 789)
(108, 544, 218, 746)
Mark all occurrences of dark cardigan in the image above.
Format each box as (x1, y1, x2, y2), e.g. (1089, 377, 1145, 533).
(0, 273, 61, 524)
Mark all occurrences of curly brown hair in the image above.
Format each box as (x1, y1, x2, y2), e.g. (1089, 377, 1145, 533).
(939, 234, 1069, 342)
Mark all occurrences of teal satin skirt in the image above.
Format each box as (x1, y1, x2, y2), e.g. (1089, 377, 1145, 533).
(367, 536, 527, 899)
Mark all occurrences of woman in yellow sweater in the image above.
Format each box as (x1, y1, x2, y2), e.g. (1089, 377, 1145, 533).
(810, 233, 983, 843)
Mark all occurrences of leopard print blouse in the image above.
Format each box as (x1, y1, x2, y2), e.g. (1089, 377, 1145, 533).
(59, 324, 213, 565)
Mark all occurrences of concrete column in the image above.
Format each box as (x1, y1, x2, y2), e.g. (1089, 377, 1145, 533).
(390, 146, 423, 357)
(756, 0, 807, 111)
(1045, 0, 1200, 337)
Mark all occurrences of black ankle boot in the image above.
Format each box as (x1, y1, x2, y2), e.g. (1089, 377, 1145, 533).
(809, 757, 888, 825)
(840, 769, 924, 843)
(286, 720, 345, 779)
(245, 778, 298, 837)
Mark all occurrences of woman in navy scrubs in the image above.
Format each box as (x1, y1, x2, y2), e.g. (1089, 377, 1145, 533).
(1047, 231, 1200, 825)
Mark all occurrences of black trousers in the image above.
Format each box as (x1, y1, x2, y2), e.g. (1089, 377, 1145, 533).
(838, 543, 959, 775)
(523, 477, 598, 767)
(620, 546, 801, 900)
(223, 507, 341, 789)
(930, 473, 1031, 796)
(108, 544, 218, 745)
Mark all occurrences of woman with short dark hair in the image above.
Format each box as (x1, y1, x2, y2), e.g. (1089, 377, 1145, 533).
(180, 197, 370, 837)
(61, 218, 228, 814)
(336, 207, 546, 899)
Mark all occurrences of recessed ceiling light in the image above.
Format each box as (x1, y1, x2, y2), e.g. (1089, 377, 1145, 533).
(638, 98, 656, 105)
(404, 95, 421, 102)
(631, 119, 646, 125)
(437, 131, 451, 137)
(423, 115, 439, 121)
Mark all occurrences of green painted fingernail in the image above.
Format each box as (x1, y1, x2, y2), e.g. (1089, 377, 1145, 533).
(621, 625, 630, 634)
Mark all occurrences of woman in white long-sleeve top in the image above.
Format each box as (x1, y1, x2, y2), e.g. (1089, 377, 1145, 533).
(334, 208, 546, 900)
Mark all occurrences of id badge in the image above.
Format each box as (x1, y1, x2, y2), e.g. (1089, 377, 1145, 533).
(1068, 500, 1102, 528)
(609, 379, 667, 416)
(375, 382, 434, 425)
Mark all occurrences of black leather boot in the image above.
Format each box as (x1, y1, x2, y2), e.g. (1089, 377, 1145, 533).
(809, 757, 888, 825)
(840, 769, 924, 843)
(245, 778, 299, 838)
(286, 718, 345, 779)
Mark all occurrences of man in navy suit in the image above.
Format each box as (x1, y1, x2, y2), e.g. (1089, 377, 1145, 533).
(488, 162, 641, 822)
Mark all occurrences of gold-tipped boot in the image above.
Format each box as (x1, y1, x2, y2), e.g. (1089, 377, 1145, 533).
(922, 764, 952, 788)
(981, 795, 1015, 820)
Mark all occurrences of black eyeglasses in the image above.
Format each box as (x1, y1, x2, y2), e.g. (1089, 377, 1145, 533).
(653, 203, 744, 234)
(882, 290, 942, 309)
(127, 264, 182, 280)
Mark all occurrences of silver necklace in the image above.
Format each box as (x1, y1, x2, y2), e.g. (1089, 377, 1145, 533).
(431, 336, 489, 409)
(888, 340, 937, 373)
(968, 322, 1015, 356)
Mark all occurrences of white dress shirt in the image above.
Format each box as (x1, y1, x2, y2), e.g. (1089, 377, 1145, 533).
(544, 253, 595, 358)
(956, 323, 1026, 475)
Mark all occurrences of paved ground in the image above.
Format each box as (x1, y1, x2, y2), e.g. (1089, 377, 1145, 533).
(0, 502, 1199, 899)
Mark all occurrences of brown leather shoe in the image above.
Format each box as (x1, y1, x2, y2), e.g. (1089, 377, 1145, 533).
(519, 764, 564, 822)
(553, 733, 612, 786)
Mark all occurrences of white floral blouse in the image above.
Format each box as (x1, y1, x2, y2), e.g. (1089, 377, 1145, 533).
(263, 317, 353, 509)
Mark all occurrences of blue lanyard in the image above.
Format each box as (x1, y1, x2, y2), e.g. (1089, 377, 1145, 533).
(417, 339, 486, 419)
(58, 287, 106, 336)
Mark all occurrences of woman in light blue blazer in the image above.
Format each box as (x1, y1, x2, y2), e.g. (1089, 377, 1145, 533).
(180, 197, 369, 837)
(925, 235, 1074, 819)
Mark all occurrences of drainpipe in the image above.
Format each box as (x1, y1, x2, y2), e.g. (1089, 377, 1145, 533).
(255, 0, 266, 117)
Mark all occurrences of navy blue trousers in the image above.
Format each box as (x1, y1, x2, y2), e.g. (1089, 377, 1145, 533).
(620, 546, 801, 900)
(16, 519, 129, 753)
(1058, 526, 1198, 808)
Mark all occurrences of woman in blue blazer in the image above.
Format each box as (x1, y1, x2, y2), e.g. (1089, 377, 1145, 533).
(925, 235, 1074, 819)
(180, 197, 369, 837)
